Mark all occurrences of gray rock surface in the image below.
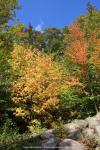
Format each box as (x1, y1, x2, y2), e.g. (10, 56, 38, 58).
(38, 113, 100, 150)
(73, 120, 88, 129)
(87, 117, 100, 129)
(68, 129, 82, 140)
(41, 129, 59, 150)
(41, 129, 54, 139)
(94, 125, 100, 136)
(64, 122, 80, 132)
(64, 119, 88, 132)
(64, 120, 88, 140)
(95, 113, 100, 120)
(58, 139, 87, 150)
(83, 128, 95, 140)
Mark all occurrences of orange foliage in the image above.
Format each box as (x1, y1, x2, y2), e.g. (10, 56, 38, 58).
(42, 97, 60, 109)
(65, 76, 82, 87)
(69, 23, 84, 40)
(65, 24, 88, 65)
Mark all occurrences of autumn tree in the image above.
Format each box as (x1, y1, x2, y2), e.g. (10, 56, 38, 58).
(64, 21, 100, 116)
(64, 23, 88, 81)
(9, 45, 65, 127)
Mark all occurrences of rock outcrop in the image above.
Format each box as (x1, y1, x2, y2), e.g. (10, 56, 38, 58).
(19, 113, 100, 150)
(59, 139, 87, 150)
(39, 113, 100, 150)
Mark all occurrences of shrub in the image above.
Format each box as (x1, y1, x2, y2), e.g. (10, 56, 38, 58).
(9, 45, 70, 128)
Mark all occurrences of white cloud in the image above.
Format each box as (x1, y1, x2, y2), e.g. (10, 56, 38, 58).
(35, 21, 44, 32)
(35, 24, 42, 31)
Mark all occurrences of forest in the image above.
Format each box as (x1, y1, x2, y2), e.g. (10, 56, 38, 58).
(0, 0, 100, 149)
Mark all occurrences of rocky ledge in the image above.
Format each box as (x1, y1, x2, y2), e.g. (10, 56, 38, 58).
(33, 113, 100, 150)
(1, 113, 100, 150)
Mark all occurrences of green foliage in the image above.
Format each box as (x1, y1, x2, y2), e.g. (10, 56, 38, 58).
(0, 49, 13, 124)
(0, 119, 40, 150)
(43, 28, 65, 54)
(28, 119, 45, 134)
(0, 0, 20, 25)
(77, 2, 100, 39)
(25, 26, 66, 55)
(26, 24, 45, 49)
(0, 118, 18, 144)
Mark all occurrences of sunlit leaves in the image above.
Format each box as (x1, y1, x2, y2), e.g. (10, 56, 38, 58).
(10, 45, 69, 124)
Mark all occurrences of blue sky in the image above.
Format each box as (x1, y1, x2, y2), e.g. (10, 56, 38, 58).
(14, 0, 100, 31)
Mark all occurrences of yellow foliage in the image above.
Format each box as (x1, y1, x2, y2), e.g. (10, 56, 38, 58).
(14, 107, 29, 119)
(10, 44, 69, 124)
(9, 44, 34, 75)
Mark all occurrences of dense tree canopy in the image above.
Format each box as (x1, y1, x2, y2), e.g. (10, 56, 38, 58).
(0, 1, 100, 143)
